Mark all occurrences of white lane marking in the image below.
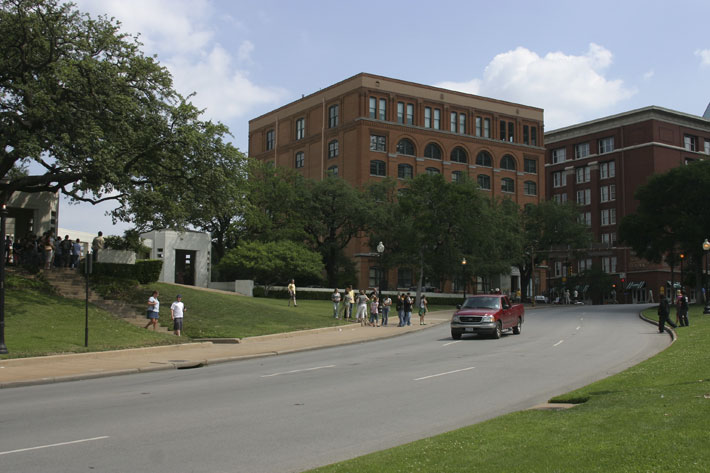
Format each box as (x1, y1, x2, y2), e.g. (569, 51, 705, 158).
(261, 365, 336, 378)
(442, 340, 462, 347)
(414, 367, 475, 381)
(0, 436, 110, 456)
(576, 326, 581, 330)
(553, 340, 564, 347)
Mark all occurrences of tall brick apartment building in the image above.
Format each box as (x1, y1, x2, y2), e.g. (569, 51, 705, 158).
(544, 106, 710, 303)
(249, 73, 545, 292)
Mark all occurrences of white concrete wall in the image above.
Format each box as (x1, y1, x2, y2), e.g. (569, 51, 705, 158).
(141, 230, 211, 287)
(97, 249, 136, 264)
(208, 280, 254, 296)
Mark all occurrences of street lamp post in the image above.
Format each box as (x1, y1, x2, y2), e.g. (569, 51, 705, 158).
(703, 239, 710, 314)
(376, 241, 384, 301)
(461, 257, 467, 301)
(531, 249, 536, 307)
(0, 203, 8, 354)
(679, 253, 685, 292)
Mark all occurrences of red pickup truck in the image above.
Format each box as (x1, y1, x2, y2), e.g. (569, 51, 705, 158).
(450, 294, 524, 339)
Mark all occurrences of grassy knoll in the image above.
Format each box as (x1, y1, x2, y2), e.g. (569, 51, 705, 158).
(2, 273, 177, 359)
(4, 274, 456, 358)
(309, 305, 710, 473)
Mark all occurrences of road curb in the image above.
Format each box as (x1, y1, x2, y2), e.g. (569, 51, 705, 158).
(638, 310, 677, 342)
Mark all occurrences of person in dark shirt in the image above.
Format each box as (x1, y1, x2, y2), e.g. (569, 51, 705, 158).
(657, 295, 676, 333)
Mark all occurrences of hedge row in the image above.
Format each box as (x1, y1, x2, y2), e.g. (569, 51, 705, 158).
(90, 259, 163, 284)
(253, 287, 461, 306)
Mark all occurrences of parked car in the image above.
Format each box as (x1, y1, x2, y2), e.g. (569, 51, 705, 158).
(450, 294, 524, 339)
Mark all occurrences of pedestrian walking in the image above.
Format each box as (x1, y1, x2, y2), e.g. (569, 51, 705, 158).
(403, 293, 413, 326)
(381, 294, 392, 326)
(355, 289, 369, 326)
(678, 289, 689, 327)
(396, 293, 404, 326)
(287, 279, 297, 307)
(170, 294, 186, 336)
(144, 290, 160, 331)
(418, 295, 428, 325)
(331, 288, 341, 318)
(657, 294, 676, 333)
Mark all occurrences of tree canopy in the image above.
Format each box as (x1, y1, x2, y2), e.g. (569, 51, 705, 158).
(0, 0, 223, 210)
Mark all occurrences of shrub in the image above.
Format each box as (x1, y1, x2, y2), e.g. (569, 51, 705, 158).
(91, 259, 162, 284)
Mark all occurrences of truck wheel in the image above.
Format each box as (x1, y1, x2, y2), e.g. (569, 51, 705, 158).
(451, 329, 462, 340)
(512, 318, 522, 335)
(492, 321, 502, 339)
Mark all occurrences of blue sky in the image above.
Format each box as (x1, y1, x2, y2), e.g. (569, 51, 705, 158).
(62, 0, 710, 234)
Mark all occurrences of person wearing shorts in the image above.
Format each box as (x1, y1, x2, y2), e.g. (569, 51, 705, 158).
(171, 294, 185, 336)
(144, 290, 160, 331)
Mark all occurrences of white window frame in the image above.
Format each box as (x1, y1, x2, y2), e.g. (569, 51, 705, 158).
(575, 142, 590, 159)
(598, 136, 614, 154)
(552, 147, 566, 164)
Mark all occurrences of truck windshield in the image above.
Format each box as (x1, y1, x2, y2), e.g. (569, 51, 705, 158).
(462, 297, 500, 310)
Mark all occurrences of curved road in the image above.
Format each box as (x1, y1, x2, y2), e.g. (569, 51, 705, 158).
(0, 303, 668, 472)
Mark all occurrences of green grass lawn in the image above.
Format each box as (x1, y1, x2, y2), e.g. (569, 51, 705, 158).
(308, 305, 710, 473)
(3, 273, 457, 358)
(2, 274, 177, 359)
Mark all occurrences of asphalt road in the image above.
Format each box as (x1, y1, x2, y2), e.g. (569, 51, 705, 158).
(0, 303, 668, 473)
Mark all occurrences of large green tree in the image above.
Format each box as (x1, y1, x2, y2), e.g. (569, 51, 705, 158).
(0, 0, 212, 208)
(619, 160, 710, 289)
(518, 200, 591, 301)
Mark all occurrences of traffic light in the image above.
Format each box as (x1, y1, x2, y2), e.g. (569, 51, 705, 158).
(612, 283, 617, 289)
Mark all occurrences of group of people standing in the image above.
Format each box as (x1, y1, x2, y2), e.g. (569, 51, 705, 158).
(145, 290, 185, 336)
(6, 231, 83, 270)
(330, 286, 428, 327)
(657, 289, 690, 332)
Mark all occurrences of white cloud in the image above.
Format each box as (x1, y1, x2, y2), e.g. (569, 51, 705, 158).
(237, 40, 255, 63)
(695, 49, 710, 66)
(643, 70, 655, 80)
(437, 43, 636, 130)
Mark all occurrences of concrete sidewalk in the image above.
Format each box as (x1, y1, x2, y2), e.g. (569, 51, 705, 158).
(0, 311, 453, 389)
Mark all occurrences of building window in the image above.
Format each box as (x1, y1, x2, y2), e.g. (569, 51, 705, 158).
(296, 118, 305, 140)
(369, 266, 385, 288)
(575, 142, 590, 159)
(501, 177, 515, 193)
(327, 165, 339, 177)
(397, 102, 405, 124)
(433, 108, 441, 129)
(602, 256, 617, 273)
(500, 120, 507, 141)
(476, 151, 492, 167)
(551, 147, 566, 164)
(396, 138, 415, 156)
(553, 193, 568, 203)
(458, 113, 466, 134)
(406, 104, 414, 125)
(705, 140, 710, 155)
(477, 174, 491, 190)
(475, 117, 482, 137)
(524, 158, 537, 174)
(328, 140, 339, 159)
(523, 125, 529, 145)
(450, 146, 468, 164)
(424, 107, 431, 128)
(601, 208, 617, 226)
(398, 163, 413, 179)
(508, 122, 514, 142)
(601, 232, 616, 246)
(684, 134, 698, 151)
(600, 161, 616, 179)
(580, 211, 592, 226)
(600, 184, 616, 202)
(450, 112, 458, 133)
(523, 125, 538, 145)
(598, 136, 614, 154)
(531, 127, 537, 146)
(328, 104, 339, 128)
(379, 98, 387, 121)
(266, 129, 275, 151)
(483, 118, 491, 138)
(500, 155, 516, 171)
(450, 112, 465, 134)
(424, 143, 442, 160)
(370, 160, 386, 177)
(452, 171, 464, 182)
(398, 268, 413, 288)
(370, 134, 386, 152)
(295, 151, 304, 168)
(524, 181, 537, 196)
(426, 167, 440, 175)
(576, 166, 591, 183)
(553, 171, 567, 188)
(369, 97, 377, 119)
(578, 258, 592, 273)
(576, 188, 591, 205)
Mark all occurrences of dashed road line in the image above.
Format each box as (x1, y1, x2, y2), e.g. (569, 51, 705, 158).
(553, 340, 564, 347)
(414, 366, 475, 381)
(260, 364, 336, 378)
(0, 436, 110, 456)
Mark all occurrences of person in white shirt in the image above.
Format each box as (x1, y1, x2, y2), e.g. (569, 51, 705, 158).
(144, 291, 160, 331)
(170, 294, 185, 336)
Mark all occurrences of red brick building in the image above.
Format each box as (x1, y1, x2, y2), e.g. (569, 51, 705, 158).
(249, 73, 545, 292)
(544, 106, 710, 302)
